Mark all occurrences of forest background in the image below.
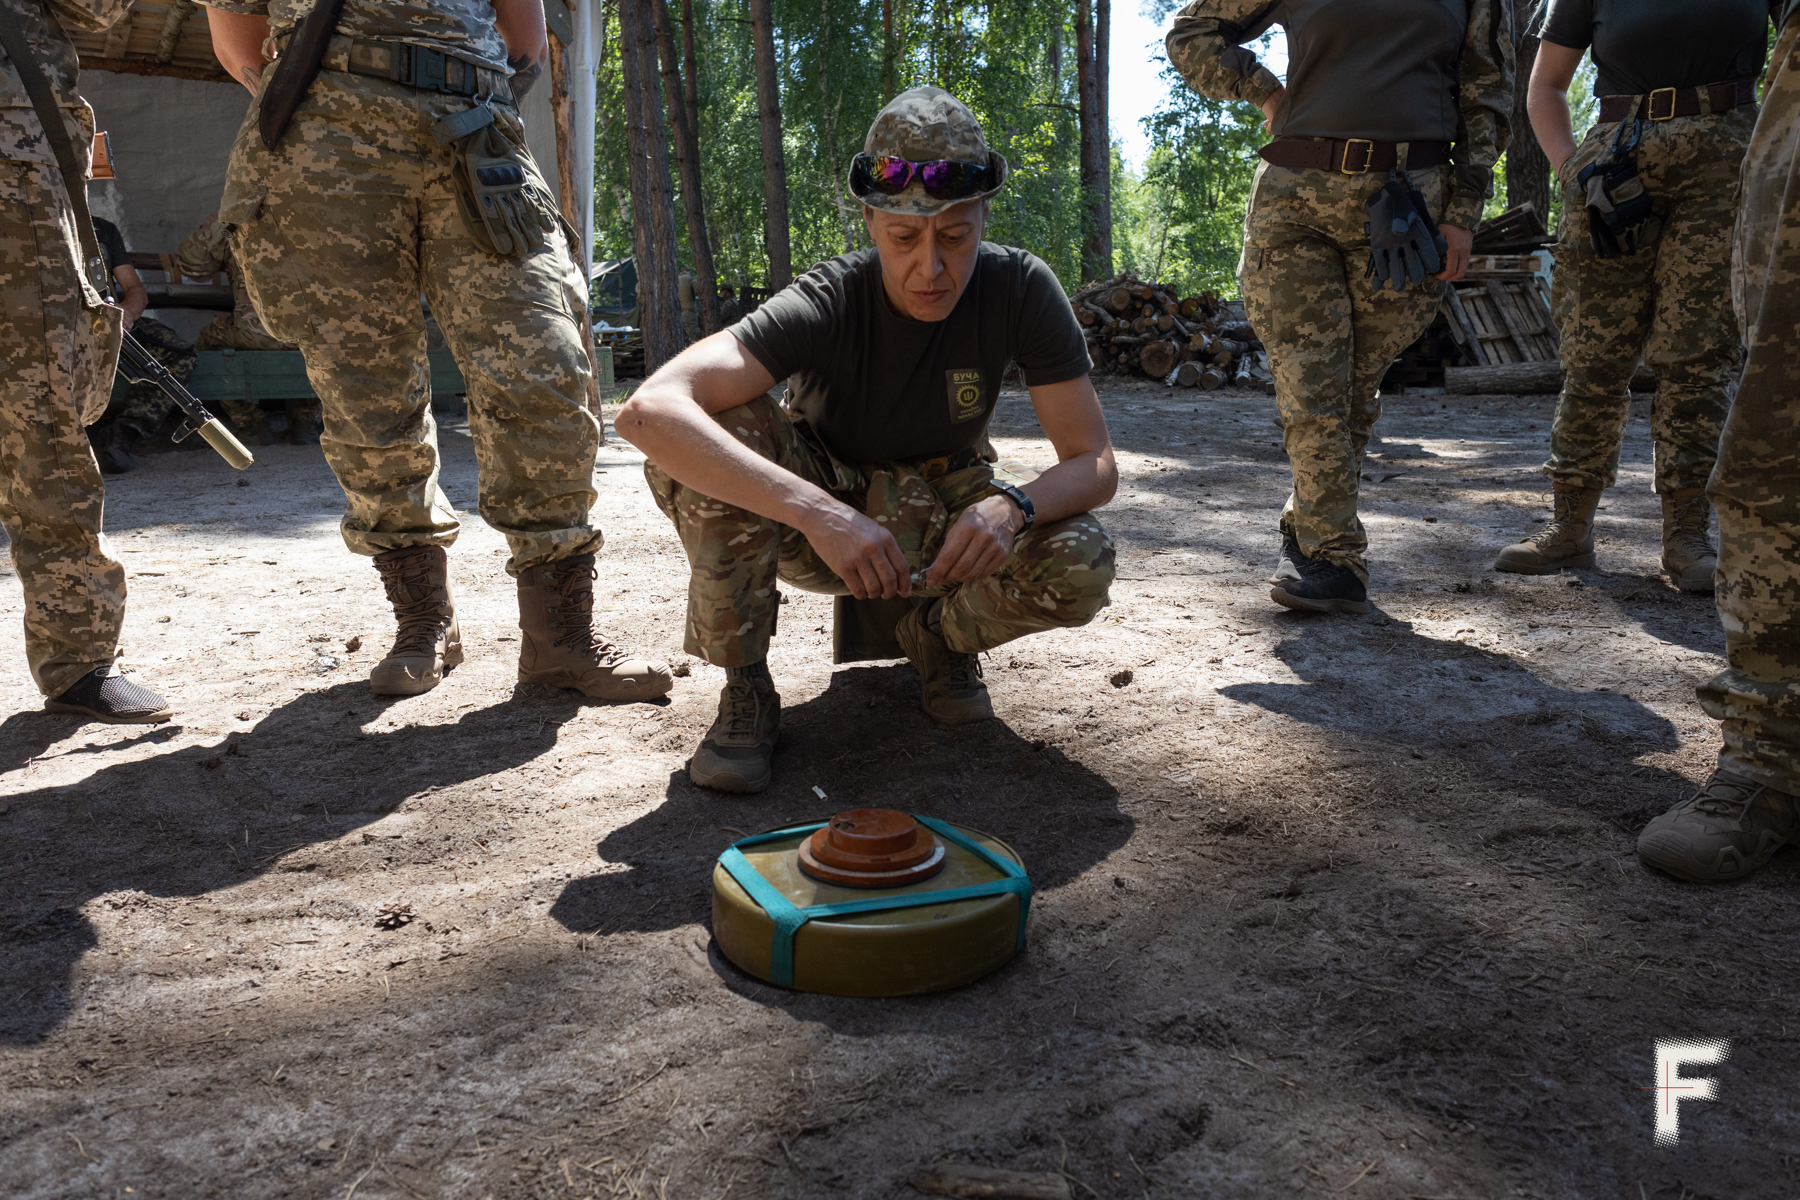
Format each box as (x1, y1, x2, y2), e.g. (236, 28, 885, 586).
(591, 0, 1593, 365)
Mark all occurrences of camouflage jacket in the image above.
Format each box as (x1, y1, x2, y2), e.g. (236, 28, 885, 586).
(1166, 0, 1514, 230)
(196, 0, 510, 73)
(0, 0, 132, 167)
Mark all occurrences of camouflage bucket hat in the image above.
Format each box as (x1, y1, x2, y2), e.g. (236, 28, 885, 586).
(849, 86, 1009, 216)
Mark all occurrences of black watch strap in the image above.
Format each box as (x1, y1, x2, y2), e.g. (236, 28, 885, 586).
(992, 481, 1035, 532)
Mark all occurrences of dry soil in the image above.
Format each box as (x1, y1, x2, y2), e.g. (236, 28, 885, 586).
(1, 380, 1795, 1200)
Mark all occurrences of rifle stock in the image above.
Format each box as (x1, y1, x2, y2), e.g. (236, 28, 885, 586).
(115, 333, 254, 470)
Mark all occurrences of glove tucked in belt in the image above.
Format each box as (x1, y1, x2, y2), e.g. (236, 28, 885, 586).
(1364, 172, 1447, 292)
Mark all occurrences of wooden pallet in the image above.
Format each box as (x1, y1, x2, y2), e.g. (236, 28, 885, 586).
(1441, 273, 1558, 365)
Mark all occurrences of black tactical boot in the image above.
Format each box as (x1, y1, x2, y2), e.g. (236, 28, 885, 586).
(370, 545, 462, 696)
(46, 664, 172, 724)
(689, 665, 780, 793)
(1270, 557, 1371, 614)
(1270, 523, 1310, 584)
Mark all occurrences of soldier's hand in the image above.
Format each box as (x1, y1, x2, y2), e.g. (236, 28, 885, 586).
(925, 496, 1021, 588)
(1435, 223, 1474, 282)
(808, 504, 912, 600)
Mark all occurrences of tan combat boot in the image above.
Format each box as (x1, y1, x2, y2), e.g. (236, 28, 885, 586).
(895, 605, 993, 724)
(516, 554, 673, 700)
(1661, 487, 1718, 594)
(1494, 484, 1602, 574)
(689, 673, 781, 793)
(369, 545, 463, 696)
(1638, 769, 1800, 882)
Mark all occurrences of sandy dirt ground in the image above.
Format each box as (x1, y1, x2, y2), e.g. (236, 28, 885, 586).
(2, 379, 1795, 1200)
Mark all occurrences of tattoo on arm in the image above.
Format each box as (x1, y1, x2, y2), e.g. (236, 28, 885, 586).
(507, 52, 542, 101)
(241, 67, 261, 96)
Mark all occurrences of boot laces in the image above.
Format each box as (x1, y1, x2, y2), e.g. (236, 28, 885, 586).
(944, 649, 985, 694)
(718, 681, 766, 744)
(1531, 492, 1586, 548)
(376, 556, 449, 656)
(547, 560, 626, 666)
(1690, 777, 1758, 820)
(1669, 494, 1716, 558)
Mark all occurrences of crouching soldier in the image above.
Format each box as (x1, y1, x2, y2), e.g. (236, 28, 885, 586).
(618, 88, 1119, 793)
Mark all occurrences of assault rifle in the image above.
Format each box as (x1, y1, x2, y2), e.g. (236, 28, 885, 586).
(116, 332, 254, 470)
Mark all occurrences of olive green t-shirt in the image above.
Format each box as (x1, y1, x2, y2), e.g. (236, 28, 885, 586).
(1536, 0, 1774, 97)
(730, 244, 1090, 464)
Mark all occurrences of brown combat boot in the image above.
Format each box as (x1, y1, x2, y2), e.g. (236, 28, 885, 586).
(516, 554, 673, 701)
(370, 545, 463, 696)
(1638, 769, 1800, 883)
(689, 673, 781, 793)
(1494, 484, 1602, 574)
(895, 605, 993, 724)
(1661, 488, 1718, 594)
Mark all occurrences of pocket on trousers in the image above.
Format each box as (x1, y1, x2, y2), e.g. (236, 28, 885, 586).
(75, 300, 123, 427)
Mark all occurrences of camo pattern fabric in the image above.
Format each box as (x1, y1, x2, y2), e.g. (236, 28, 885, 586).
(1238, 161, 1451, 584)
(109, 315, 197, 437)
(1542, 107, 1753, 494)
(218, 68, 601, 573)
(0, 160, 127, 697)
(0, 0, 132, 170)
(644, 393, 1115, 666)
(1702, 17, 1800, 794)
(176, 210, 295, 353)
(1165, 0, 1513, 230)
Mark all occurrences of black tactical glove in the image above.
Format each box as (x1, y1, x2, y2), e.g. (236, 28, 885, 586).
(1364, 174, 1448, 292)
(1577, 117, 1653, 259)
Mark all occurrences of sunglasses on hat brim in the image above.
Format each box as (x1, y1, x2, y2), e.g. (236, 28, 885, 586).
(852, 154, 993, 202)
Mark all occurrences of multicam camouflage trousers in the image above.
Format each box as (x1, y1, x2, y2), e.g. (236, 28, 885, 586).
(109, 315, 196, 437)
(0, 160, 126, 697)
(1545, 107, 1752, 494)
(645, 394, 1115, 666)
(1239, 160, 1451, 583)
(220, 63, 600, 573)
(1703, 25, 1800, 794)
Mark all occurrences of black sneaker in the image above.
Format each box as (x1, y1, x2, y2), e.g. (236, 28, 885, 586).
(1270, 558, 1371, 614)
(45, 664, 173, 724)
(1270, 526, 1310, 584)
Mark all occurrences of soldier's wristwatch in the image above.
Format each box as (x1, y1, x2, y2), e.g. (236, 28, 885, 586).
(992, 482, 1036, 533)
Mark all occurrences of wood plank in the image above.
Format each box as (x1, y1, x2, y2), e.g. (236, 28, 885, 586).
(1484, 278, 1537, 362)
(1445, 288, 1488, 365)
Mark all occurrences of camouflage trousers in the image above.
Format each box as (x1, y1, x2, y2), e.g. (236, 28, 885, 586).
(1239, 160, 1451, 584)
(220, 66, 599, 573)
(1702, 25, 1800, 795)
(645, 394, 1115, 665)
(1545, 108, 1752, 494)
(0, 161, 126, 697)
(191, 318, 319, 434)
(109, 315, 196, 437)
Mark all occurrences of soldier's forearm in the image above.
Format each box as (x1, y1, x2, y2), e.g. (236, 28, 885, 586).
(493, 0, 549, 101)
(205, 8, 271, 96)
(1165, 0, 1283, 107)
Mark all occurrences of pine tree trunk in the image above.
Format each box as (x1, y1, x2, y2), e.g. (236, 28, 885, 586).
(1506, 0, 1551, 224)
(622, 0, 684, 369)
(750, 0, 793, 290)
(1094, 0, 1113, 276)
(882, 0, 894, 103)
(1074, 0, 1108, 283)
(652, 0, 720, 334)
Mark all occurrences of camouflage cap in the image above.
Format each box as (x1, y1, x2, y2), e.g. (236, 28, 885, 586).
(849, 86, 1009, 217)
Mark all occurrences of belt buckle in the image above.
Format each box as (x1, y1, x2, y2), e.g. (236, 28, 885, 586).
(1647, 87, 1678, 121)
(1340, 138, 1376, 174)
(416, 47, 447, 92)
(918, 456, 949, 480)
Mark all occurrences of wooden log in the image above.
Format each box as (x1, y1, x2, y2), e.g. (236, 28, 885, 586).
(1139, 339, 1178, 377)
(1131, 315, 1154, 334)
(1200, 366, 1227, 390)
(1179, 296, 1201, 318)
(1155, 314, 1174, 332)
(1445, 360, 1656, 395)
(1106, 287, 1132, 312)
(1176, 361, 1203, 387)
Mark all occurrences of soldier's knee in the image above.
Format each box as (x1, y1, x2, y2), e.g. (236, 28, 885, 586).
(708, 392, 785, 460)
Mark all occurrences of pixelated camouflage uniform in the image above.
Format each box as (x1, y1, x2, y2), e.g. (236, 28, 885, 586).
(645, 394, 1115, 666)
(1167, 0, 1513, 583)
(0, 0, 133, 698)
(108, 314, 198, 437)
(1702, 10, 1800, 793)
(173, 208, 313, 435)
(1542, 109, 1754, 493)
(203, 2, 600, 573)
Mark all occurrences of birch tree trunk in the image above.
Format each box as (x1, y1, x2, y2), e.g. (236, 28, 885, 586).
(750, 0, 793, 290)
(652, 0, 721, 334)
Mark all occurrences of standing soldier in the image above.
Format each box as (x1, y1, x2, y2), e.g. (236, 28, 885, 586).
(202, 0, 670, 701)
(1637, 2, 1800, 883)
(1167, 0, 1513, 614)
(0, 0, 172, 722)
(1494, 0, 1776, 592)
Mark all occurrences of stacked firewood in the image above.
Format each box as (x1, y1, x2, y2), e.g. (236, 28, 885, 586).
(1069, 274, 1271, 391)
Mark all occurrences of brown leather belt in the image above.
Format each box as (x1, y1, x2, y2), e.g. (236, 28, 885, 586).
(1257, 137, 1452, 175)
(1598, 78, 1757, 124)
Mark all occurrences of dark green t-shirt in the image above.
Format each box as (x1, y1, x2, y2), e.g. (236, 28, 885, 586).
(93, 217, 129, 277)
(729, 243, 1090, 464)
(1537, 0, 1774, 97)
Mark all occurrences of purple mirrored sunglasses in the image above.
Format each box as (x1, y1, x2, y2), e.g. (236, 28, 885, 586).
(852, 154, 992, 201)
